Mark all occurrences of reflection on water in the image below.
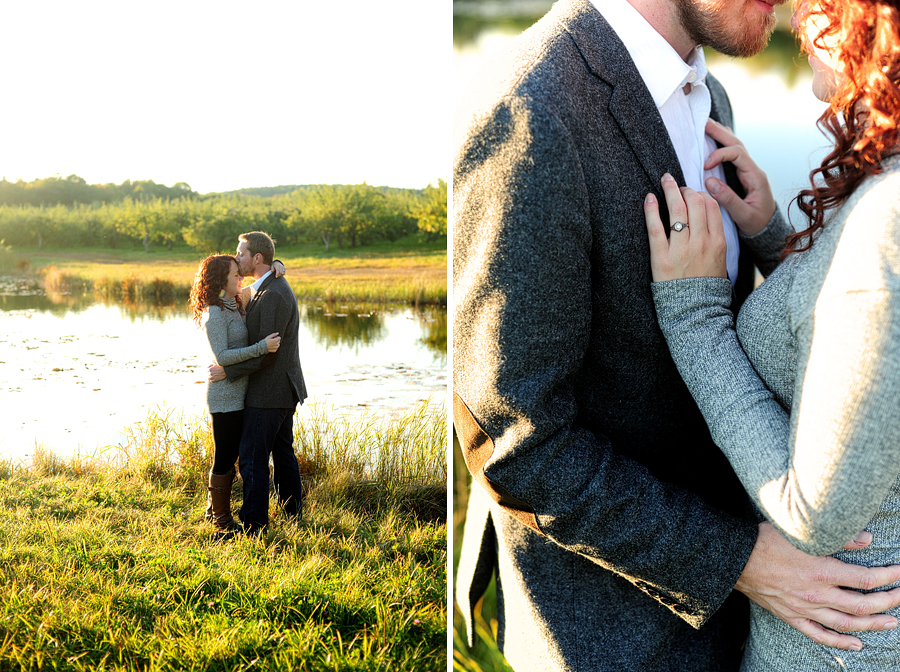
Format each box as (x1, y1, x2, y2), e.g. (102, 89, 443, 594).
(2, 289, 448, 357)
(305, 305, 389, 352)
(418, 310, 447, 355)
(0, 285, 447, 459)
(304, 304, 448, 356)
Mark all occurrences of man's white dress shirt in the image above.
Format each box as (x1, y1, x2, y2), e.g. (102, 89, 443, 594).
(249, 269, 273, 301)
(588, 0, 741, 286)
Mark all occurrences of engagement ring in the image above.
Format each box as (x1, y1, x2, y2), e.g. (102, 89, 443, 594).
(672, 221, 688, 232)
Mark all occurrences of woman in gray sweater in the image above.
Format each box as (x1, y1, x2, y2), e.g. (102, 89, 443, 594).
(644, 1, 900, 669)
(189, 254, 280, 535)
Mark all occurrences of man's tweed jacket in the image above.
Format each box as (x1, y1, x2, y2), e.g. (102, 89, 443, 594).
(453, 0, 790, 669)
(224, 273, 307, 408)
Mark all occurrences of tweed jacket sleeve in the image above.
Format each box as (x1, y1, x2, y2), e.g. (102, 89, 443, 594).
(650, 158, 900, 556)
(455, 81, 758, 626)
(204, 306, 269, 367)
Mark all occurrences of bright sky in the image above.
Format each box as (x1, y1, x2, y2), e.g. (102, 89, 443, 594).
(0, 1, 449, 194)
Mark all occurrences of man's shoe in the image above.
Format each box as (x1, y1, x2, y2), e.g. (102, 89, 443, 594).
(212, 529, 239, 543)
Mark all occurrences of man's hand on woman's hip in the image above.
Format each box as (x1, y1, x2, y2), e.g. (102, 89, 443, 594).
(735, 522, 900, 651)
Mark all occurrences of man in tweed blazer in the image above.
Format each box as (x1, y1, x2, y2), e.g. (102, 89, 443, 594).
(210, 231, 307, 535)
(453, 0, 900, 669)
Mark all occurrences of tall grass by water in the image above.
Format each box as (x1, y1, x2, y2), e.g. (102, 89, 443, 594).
(0, 401, 447, 670)
(10, 242, 447, 307)
(39, 268, 445, 308)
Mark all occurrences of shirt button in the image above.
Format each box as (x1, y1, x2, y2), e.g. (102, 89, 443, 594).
(686, 71, 697, 83)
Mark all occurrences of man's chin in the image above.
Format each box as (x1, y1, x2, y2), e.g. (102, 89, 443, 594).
(719, 17, 777, 58)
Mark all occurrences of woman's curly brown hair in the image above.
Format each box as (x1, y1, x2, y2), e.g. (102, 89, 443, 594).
(786, 0, 900, 255)
(188, 254, 243, 325)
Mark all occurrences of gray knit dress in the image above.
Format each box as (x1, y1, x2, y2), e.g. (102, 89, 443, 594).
(651, 154, 900, 670)
(202, 301, 269, 413)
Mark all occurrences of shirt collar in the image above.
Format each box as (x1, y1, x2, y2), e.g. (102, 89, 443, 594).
(250, 269, 273, 297)
(587, 0, 708, 108)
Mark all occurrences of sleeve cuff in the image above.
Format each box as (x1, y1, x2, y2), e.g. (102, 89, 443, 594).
(651, 277, 733, 321)
(739, 208, 793, 267)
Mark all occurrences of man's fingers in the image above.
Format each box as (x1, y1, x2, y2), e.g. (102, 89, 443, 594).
(789, 618, 863, 651)
(832, 562, 900, 592)
(826, 585, 900, 620)
(819, 607, 898, 633)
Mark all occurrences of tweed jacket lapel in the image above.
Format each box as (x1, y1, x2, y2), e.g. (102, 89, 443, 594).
(246, 272, 276, 314)
(552, 0, 757, 301)
(553, 0, 686, 193)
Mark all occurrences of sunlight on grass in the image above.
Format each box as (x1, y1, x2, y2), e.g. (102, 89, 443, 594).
(0, 401, 447, 670)
(10, 242, 447, 306)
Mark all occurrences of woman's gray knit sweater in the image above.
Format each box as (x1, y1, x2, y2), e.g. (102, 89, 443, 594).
(652, 155, 900, 670)
(202, 303, 269, 413)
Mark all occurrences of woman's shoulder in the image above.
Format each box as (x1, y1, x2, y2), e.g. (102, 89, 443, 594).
(842, 159, 900, 244)
(202, 304, 226, 326)
(848, 153, 900, 210)
(815, 159, 900, 295)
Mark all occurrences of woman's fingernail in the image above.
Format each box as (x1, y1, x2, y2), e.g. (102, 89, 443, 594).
(885, 620, 897, 630)
(662, 173, 674, 182)
(645, 193, 656, 204)
(851, 643, 863, 651)
(706, 177, 720, 194)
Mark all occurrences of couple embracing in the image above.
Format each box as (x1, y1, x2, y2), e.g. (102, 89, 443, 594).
(189, 231, 306, 538)
(454, 0, 900, 670)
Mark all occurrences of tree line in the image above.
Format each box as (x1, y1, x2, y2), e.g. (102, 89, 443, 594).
(0, 174, 196, 208)
(0, 176, 446, 252)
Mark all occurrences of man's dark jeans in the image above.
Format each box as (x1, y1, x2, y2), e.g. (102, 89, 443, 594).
(237, 406, 303, 535)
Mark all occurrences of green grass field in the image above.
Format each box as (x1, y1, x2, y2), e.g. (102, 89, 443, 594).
(0, 403, 447, 671)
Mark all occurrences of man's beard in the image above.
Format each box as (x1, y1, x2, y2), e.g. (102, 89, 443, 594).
(673, 0, 777, 58)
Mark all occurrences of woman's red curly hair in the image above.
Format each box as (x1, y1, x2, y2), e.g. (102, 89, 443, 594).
(188, 254, 243, 325)
(787, 0, 900, 255)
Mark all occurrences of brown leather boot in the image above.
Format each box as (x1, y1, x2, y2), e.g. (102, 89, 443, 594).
(207, 468, 235, 532)
(204, 471, 214, 521)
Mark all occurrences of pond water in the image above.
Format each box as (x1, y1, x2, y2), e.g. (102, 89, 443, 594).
(0, 284, 447, 460)
(454, 3, 832, 224)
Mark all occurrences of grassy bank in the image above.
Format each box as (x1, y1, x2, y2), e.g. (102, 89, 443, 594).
(1, 240, 447, 306)
(0, 402, 447, 671)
